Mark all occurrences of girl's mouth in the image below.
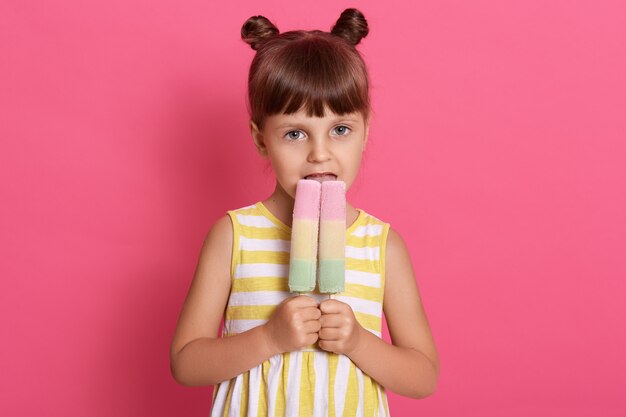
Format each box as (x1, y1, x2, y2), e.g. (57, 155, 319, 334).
(303, 174, 338, 183)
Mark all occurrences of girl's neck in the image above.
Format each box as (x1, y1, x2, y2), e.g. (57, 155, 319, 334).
(262, 181, 359, 228)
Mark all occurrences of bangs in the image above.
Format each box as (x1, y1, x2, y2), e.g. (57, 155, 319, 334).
(250, 33, 369, 127)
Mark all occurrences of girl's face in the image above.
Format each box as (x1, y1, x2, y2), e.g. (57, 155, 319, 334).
(250, 106, 369, 199)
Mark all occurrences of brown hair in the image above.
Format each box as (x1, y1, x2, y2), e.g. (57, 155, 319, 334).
(241, 8, 371, 130)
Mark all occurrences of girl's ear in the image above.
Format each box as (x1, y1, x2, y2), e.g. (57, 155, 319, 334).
(250, 120, 268, 157)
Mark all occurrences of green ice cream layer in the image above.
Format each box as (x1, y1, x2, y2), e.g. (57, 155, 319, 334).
(288, 259, 316, 292)
(318, 259, 345, 293)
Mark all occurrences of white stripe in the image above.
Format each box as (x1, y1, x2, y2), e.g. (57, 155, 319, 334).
(240, 236, 290, 252)
(346, 245, 380, 260)
(366, 328, 382, 338)
(352, 224, 383, 237)
(296, 292, 329, 305)
(383, 391, 390, 416)
(346, 270, 381, 288)
(355, 366, 364, 417)
(209, 380, 230, 416)
(334, 355, 351, 417)
(266, 354, 283, 417)
(227, 374, 243, 417)
(228, 290, 291, 306)
(334, 295, 382, 317)
(247, 366, 261, 416)
(236, 214, 277, 228)
(377, 385, 385, 416)
(235, 263, 288, 278)
(313, 352, 328, 417)
(286, 352, 302, 416)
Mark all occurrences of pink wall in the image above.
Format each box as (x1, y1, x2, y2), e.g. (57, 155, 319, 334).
(1, 0, 625, 415)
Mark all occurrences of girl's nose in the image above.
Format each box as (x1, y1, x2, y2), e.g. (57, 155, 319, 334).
(307, 137, 331, 162)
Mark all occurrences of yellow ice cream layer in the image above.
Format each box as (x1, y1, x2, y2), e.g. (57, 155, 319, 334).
(290, 218, 319, 260)
(318, 220, 345, 259)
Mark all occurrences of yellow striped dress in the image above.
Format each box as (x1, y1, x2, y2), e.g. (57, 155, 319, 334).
(210, 201, 391, 417)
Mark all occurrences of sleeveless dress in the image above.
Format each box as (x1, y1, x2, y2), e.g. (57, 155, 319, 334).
(210, 201, 391, 417)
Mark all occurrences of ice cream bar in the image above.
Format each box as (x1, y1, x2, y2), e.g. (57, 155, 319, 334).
(317, 180, 346, 295)
(288, 179, 321, 293)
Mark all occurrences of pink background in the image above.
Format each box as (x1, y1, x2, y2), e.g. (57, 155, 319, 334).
(1, 0, 625, 416)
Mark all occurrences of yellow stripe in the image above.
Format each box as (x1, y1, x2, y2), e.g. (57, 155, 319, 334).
(299, 352, 315, 417)
(239, 371, 249, 417)
(354, 311, 382, 332)
(327, 353, 338, 417)
(222, 378, 235, 417)
(380, 223, 390, 296)
(231, 277, 288, 292)
(226, 305, 276, 321)
(342, 283, 384, 303)
(343, 361, 359, 417)
(227, 211, 240, 280)
(212, 382, 218, 404)
(258, 360, 269, 417)
(240, 250, 289, 264)
(240, 224, 291, 240)
(274, 353, 288, 417)
(345, 237, 381, 248)
(346, 257, 383, 274)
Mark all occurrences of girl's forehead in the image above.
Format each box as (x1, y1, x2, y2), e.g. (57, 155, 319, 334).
(269, 108, 363, 126)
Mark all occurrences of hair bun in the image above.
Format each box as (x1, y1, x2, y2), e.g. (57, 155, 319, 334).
(241, 15, 279, 50)
(330, 8, 369, 46)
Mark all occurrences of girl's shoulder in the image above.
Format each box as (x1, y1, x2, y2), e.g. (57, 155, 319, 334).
(204, 214, 234, 249)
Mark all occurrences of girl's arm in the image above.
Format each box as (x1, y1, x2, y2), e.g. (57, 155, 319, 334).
(169, 215, 280, 386)
(170, 216, 321, 385)
(346, 227, 440, 399)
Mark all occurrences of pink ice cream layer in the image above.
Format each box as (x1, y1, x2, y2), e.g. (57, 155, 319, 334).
(320, 181, 346, 221)
(293, 179, 322, 220)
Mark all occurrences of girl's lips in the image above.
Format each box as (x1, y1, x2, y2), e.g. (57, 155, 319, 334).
(304, 174, 338, 183)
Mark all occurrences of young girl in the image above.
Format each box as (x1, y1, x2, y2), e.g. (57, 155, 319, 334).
(170, 8, 439, 416)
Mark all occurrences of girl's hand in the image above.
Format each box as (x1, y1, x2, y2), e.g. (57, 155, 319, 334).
(318, 299, 364, 356)
(262, 295, 322, 354)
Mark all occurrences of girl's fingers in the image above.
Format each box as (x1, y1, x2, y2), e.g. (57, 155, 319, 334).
(319, 299, 346, 314)
(319, 313, 344, 328)
(318, 327, 342, 341)
(305, 319, 322, 334)
(302, 306, 322, 321)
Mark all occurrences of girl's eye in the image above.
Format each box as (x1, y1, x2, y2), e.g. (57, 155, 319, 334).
(285, 130, 304, 140)
(332, 125, 351, 136)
